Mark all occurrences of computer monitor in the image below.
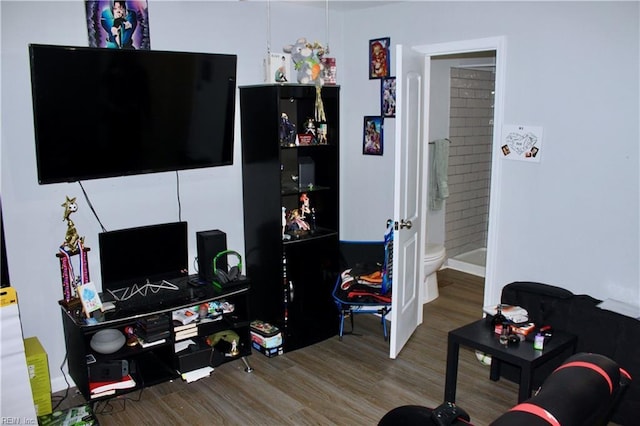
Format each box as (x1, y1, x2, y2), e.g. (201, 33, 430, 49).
(98, 222, 188, 295)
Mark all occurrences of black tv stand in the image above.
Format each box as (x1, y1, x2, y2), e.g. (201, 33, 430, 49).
(60, 275, 252, 401)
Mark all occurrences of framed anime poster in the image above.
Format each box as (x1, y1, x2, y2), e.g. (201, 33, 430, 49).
(381, 77, 396, 118)
(363, 116, 383, 156)
(85, 1, 151, 49)
(369, 37, 390, 79)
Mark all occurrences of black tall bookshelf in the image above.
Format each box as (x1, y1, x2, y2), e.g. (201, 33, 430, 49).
(240, 84, 340, 352)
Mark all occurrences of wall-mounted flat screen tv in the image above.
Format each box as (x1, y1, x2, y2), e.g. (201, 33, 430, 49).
(29, 44, 237, 184)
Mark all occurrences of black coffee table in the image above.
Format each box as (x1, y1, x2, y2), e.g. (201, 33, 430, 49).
(444, 318, 577, 403)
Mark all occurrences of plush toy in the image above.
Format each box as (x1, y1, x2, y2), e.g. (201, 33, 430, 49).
(283, 37, 325, 85)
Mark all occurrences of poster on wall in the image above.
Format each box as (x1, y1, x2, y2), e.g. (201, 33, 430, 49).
(501, 124, 543, 162)
(381, 77, 396, 118)
(363, 116, 383, 156)
(369, 37, 390, 79)
(85, 1, 151, 49)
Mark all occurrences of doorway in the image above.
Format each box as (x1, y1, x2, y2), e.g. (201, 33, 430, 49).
(436, 54, 495, 278)
(414, 37, 506, 307)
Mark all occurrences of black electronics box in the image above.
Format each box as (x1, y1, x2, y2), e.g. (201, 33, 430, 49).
(88, 360, 129, 381)
(175, 340, 224, 373)
(298, 156, 315, 188)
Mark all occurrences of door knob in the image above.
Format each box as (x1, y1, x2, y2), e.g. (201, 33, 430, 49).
(399, 219, 412, 229)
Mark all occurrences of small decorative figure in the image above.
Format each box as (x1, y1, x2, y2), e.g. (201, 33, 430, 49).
(230, 339, 239, 357)
(310, 207, 317, 231)
(304, 118, 317, 144)
(282, 207, 287, 239)
(317, 123, 328, 145)
(61, 196, 84, 254)
(123, 325, 139, 347)
(299, 193, 311, 219)
(275, 55, 289, 82)
(279, 113, 297, 146)
(199, 303, 209, 320)
(287, 209, 310, 231)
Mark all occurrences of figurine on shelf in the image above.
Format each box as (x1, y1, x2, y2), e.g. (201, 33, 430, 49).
(299, 193, 311, 219)
(282, 207, 287, 238)
(304, 118, 317, 144)
(287, 208, 310, 232)
(279, 113, 297, 146)
(310, 207, 317, 231)
(317, 123, 328, 145)
(230, 339, 239, 357)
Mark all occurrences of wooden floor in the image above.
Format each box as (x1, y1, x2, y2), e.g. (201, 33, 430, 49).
(49, 270, 544, 425)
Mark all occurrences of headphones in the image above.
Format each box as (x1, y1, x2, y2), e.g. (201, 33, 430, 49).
(213, 250, 243, 286)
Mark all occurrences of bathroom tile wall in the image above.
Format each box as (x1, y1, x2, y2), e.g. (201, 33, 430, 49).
(445, 67, 495, 258)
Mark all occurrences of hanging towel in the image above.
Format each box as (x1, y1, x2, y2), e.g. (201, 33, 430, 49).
(429, 138, 450, 210)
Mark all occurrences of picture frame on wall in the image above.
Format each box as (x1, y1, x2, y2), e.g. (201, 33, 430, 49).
(369, 37, 390, 79)
(363, 116, 383, 156)
(85, 0, 151, 49)
(381, 77, 396, 118)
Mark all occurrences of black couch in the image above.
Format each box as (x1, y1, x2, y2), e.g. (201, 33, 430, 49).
(500, 281, 639, 425)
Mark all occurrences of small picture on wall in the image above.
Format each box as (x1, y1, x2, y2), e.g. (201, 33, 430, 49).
(85, 0, 151, 49)
(369, 37, 390, 79)
(501, 124, 544, 162)
(381, 77, 396, 118)
(363, 116, 383, 156)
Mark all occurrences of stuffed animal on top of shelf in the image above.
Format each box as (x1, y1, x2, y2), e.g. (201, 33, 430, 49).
(283, 38, 326, 85)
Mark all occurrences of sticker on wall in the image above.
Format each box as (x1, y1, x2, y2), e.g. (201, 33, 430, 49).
(501, 125, 543, 162)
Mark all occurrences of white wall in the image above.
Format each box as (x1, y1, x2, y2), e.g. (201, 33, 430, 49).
(2, 0, 639, 393)
(339, 1, 639, 306)
(0, 0, 344, 392)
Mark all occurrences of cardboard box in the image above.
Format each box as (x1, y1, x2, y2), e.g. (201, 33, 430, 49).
(38, 404, 97, 426)
(24, 336, 52, 416)
(251, 341, 283, 358)
(250, 331, 282, 349)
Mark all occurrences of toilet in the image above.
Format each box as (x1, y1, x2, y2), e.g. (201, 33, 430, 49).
(422, 243, 446, 303)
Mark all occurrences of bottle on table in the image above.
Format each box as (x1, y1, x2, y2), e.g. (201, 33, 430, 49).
(492, 304, 507, 335)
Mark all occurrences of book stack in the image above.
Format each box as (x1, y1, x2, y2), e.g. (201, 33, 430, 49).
(174, 321, 198, 341)
(89, 374, 136, 399)
(136, 314, 170, 347)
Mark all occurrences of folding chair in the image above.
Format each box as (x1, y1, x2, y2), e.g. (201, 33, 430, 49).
(333, 225, 393, 340)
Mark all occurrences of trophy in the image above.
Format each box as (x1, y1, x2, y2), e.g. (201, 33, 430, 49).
(57, 196, 90, 303)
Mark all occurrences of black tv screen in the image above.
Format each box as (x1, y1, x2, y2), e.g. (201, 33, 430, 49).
(99, 221, 188, 294)
(29, 44, 237, 184)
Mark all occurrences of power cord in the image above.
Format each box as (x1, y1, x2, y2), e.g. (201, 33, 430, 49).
(78, 181, 107, 232)
(175, 171, 182, 222)
(93, 387, 144, 415)
(51, 352, 70, 411)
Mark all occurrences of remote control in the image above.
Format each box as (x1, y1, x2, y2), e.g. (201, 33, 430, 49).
(431, 401, 470, 426)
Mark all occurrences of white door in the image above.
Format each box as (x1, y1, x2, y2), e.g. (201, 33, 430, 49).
(389, 45, 426, 359)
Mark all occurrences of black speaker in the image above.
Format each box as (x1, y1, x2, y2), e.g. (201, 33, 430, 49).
(197, 230, 227, 283)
